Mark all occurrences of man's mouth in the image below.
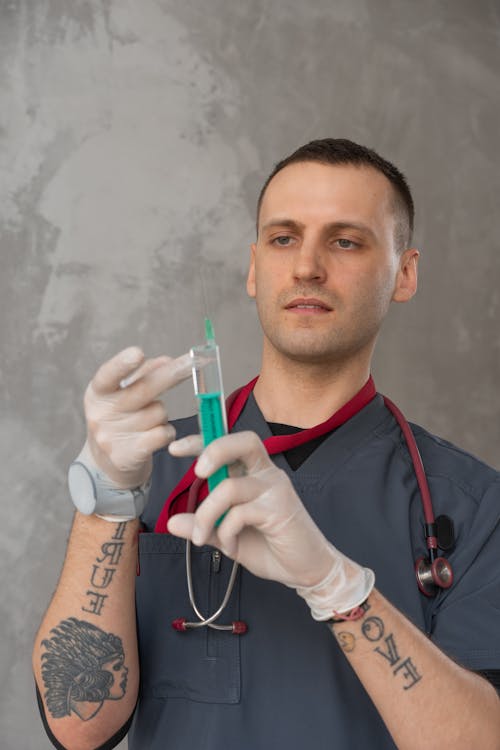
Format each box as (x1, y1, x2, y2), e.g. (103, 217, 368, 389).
(285, 298, 333, 312)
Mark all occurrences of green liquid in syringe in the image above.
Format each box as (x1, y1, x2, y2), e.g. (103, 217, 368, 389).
(198, 392, 229, 492)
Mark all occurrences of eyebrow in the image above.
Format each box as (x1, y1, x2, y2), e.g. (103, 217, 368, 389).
(260, 217, 377, 241)
(260, 218, 305, 232)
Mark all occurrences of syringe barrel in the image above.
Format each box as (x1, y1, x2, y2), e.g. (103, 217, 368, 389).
(190, 338, 229, 510)
(191, 343, 222, 393)
(190, 342, 228, 438)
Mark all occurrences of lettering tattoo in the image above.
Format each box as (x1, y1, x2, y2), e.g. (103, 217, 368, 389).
(374, 633, 401, 667)
(393, 657, 423, 689)
(360, 615, 422, 689)
(82, 591, 108, 616)
(41, 618, 128, 720)
(361, 616, 385, 642)
(82, 522, 127, 617)
(334, 604, 422, 691)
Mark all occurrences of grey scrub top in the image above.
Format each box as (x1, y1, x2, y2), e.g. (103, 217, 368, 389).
(131, 392, 500, 750)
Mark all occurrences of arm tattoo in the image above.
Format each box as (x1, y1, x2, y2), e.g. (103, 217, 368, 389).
(41, 618, 128, 720)
(82, 521, 127, 617)
(336, 631, 356, 652)
(335, 605, 423, 690)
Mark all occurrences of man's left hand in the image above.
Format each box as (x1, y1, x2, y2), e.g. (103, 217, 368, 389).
(168, 431, 374, 620)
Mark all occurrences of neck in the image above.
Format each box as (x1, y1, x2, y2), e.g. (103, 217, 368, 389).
(253, 350, 372, 428)
(254, 354, 370, 429)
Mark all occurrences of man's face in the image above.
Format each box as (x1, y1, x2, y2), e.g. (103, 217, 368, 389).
(247, 161, 417, 367)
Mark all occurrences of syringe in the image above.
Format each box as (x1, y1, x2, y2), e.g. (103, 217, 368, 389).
(190, 319, 229, 520)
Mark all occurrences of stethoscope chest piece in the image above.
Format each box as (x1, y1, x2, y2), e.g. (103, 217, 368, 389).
(415, 555, 454, 597)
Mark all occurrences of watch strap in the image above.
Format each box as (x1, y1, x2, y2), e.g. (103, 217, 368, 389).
(68, 451, 151, 520)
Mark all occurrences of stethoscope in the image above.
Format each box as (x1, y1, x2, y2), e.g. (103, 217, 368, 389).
(166, 379, 454, 635)
(172, 475, 246, 635)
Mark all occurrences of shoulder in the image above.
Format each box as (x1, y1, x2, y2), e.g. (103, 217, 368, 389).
(409, 421, 499, 503)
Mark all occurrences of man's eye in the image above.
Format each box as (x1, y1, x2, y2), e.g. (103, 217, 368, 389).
(336, 238, 357, 249)
(272, 235, 292, 246)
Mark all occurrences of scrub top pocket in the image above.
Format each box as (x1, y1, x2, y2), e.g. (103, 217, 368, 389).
(136, 533, 242, 704)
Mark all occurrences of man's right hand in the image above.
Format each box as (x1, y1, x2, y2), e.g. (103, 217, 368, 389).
(83, 346, 192, 490)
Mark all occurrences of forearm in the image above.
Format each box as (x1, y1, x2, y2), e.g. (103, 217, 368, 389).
(32, 513, 140, 750)
(330, 588, 500, 750)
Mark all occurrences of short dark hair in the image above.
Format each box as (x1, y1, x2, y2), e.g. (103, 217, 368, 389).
(256, 138, 414, 252)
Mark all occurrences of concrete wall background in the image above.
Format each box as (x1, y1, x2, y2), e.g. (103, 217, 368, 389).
(1, 1, 498, 747)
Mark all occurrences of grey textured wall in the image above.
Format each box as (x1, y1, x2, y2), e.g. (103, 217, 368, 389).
(1, 1, 499, 748)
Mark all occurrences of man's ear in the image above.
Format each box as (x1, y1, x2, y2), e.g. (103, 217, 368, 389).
(246, 243, 257, 298)
(392, 248, 419, 303)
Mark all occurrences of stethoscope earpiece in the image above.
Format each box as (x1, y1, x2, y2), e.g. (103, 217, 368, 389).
(172, 535, 248, 635)
(171, 616, 247, 634)
(415, 556, 454, 597)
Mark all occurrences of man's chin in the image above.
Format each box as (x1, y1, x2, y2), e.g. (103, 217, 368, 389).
(273, 342, 346, 366)
(266, 331, 374, 368)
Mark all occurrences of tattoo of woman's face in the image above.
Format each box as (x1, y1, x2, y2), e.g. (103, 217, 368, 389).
(41, 618, 128, 721)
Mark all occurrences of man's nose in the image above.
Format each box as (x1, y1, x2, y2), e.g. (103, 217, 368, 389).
(292, 239, 327, 283)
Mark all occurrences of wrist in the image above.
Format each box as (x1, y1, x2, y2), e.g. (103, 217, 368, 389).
(295, 543, 375, 622)
(68, 443, 152, 520)
(329, 598, 371, 623)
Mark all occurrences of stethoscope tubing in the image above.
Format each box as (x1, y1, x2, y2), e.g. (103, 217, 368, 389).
(173, 476, 242, 632)
(185, 546, 240, 630)
(382, 396, 439, 560)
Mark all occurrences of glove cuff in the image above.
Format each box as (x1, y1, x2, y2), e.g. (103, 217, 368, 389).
(295, 545, 375, 622)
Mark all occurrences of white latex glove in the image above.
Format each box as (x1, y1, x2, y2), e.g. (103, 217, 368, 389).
(83, 346, 192, 489)
(168, 430, 375, 620)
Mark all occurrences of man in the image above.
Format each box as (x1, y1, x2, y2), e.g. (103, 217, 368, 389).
(33, 139, 500, 749)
